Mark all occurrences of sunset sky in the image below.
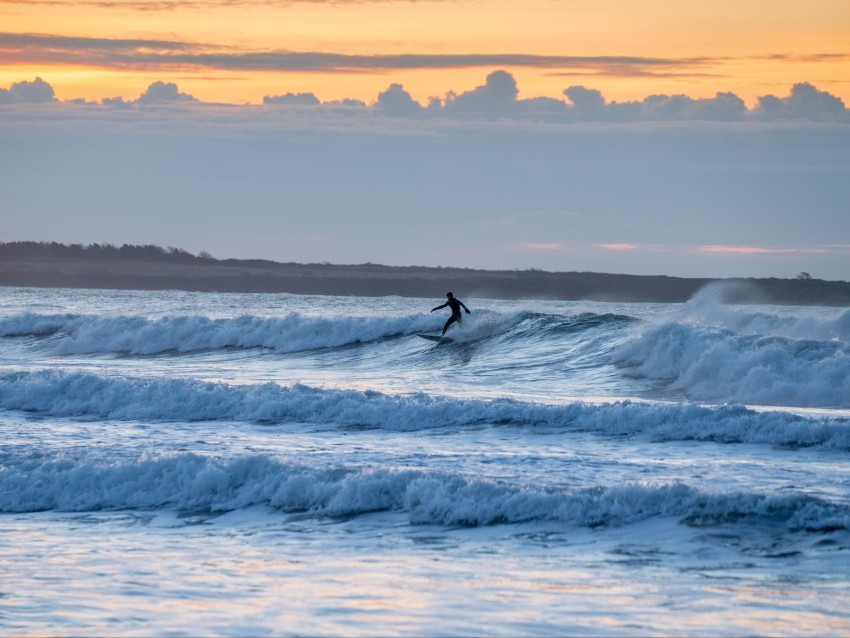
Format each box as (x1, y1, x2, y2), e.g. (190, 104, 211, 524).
(2, 0, 849, 105)
(1, 0, 849, 279)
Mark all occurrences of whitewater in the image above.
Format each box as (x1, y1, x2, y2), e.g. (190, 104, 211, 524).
(1, 284, 848, 636)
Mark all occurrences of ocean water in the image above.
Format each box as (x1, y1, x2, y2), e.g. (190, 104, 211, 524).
(1, 284, 848, 636)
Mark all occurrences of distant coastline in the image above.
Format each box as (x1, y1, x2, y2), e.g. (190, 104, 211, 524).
(1, 242, 848, 305)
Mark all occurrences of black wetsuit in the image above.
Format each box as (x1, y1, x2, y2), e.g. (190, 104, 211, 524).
(432, 296, 470, 335)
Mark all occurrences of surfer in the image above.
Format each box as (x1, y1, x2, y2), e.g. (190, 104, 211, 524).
(431, 292, 470, 336)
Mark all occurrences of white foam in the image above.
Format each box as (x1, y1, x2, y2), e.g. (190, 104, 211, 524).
(680, 285, 850, 342)
(0, 312, 444, 354)
(1, 369, 848, 449)
(2, 451, 846, 532)
(615, 321, 850, 408)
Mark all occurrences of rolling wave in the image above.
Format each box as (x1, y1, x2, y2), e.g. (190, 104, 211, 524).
(0, 311, 441, 354)
(616, 321, 850, 408)
(0, 312, 78, 337)
(1, 369, 848, 449)
(2, 306, 847, 409)
(1, 451, 846, 532)
(0, 310, 633, 355)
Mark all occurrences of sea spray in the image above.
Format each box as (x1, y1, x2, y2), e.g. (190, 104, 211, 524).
(615, 321, 850, 407)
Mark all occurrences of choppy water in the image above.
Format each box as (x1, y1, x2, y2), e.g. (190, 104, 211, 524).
(1, 284, 848, 636)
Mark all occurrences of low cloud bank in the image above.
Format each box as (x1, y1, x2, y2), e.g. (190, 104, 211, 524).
(0, 77, 56, 104)
(2, 72, 847, 281)
(3, 72, 848, 123)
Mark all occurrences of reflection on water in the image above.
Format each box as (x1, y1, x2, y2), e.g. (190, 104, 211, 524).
(3, 512, 848, 636)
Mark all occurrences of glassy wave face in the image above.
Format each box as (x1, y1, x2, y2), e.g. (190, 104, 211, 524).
(1, 285, 849, 635)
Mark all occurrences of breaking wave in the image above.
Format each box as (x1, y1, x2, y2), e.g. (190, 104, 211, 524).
(1, 451, 846, 532)
(0, 310, 631, 356)
(615, 321, 850, 408)
(0, 311, 442, 354)
(2, 303, 848, 409)
(1, 369, 848, 449)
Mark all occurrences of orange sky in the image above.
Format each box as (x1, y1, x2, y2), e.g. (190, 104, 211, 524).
(1, 0, 848, 105)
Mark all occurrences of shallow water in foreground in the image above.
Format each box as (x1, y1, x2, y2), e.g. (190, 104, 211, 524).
(1, 286, 848, 635)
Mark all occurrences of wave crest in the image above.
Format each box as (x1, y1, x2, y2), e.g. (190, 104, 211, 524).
(1, 369, 848, 449)
(2, 452, 846, 532)
(0, 312, 444, 354)
(616, 321, 850, 408)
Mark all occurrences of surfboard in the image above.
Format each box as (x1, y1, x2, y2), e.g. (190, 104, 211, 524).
(417, 333, 454, 344)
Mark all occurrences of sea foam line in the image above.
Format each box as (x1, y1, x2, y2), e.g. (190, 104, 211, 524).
(1, 451, 846, 531)
(1, 369, 849, 449)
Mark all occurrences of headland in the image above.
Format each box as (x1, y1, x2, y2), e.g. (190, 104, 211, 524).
(1, 242, 848, 305)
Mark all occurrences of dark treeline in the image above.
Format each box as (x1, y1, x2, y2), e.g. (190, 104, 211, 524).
(1, 241, 848, 305)
(0, 241, 215, 263)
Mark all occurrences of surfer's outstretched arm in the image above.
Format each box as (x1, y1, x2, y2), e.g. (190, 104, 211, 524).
(431, 302, 448, 312)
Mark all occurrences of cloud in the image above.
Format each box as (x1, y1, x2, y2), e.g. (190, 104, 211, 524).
(0, 32, 721, 76)
(753, 53, 850, 63)
(326, 98, 367, 107)
(639, 92, 747, 121)
(101, 96, 134, 109)
(597, 243, 638, 251)
(90, 81, 196, 107)
(2, 74, 848, 126)
(136, 81, 197, 104)
(515, 243, 567, 252)
(263, 92, 320, 106)
(755, 82, 847, 121)
(443, 70, 519, 116)
(374, 83, 422, 116)
(435, 73, 820, 123)
(0, 33, 196, 69)
(562, 87, 748, 121)
(342, 71, 777, 123)
(563, 86, 605, 113)
(0, 77, 56, 104)
(514, 243, 847, 259)
(697, 245, 831, 255)
(560, 83, 850, 122)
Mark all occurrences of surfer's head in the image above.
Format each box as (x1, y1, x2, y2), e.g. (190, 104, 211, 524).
(446, 292, 453, 298)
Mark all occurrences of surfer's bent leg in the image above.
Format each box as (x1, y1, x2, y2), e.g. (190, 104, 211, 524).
(442, 314, 460, 335)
